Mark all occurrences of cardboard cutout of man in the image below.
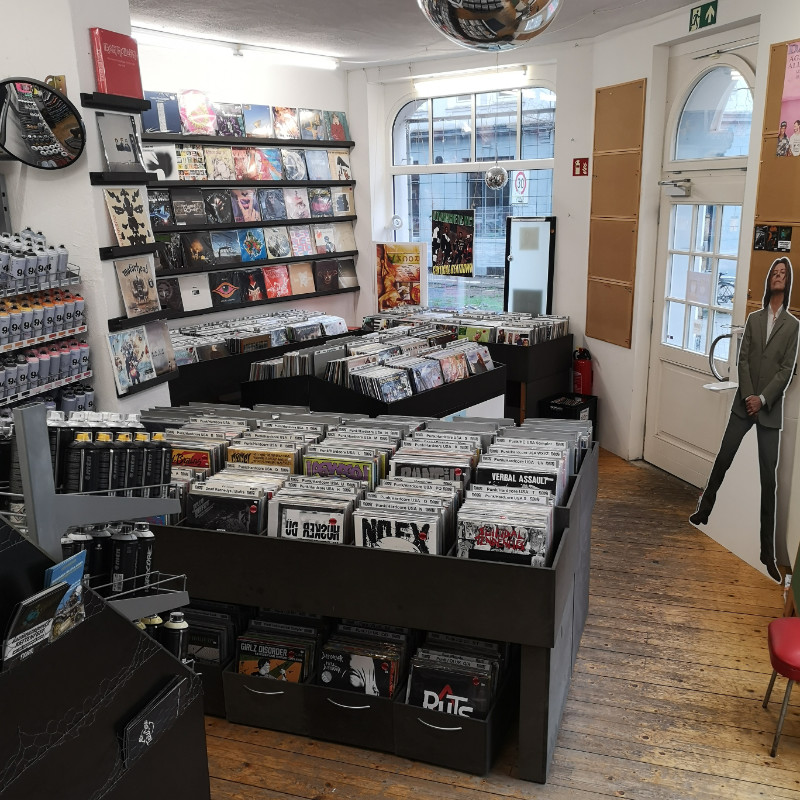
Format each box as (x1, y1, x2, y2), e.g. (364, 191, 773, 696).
(690, 257, 799, 581)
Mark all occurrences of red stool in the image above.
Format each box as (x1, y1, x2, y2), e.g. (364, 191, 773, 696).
(762, 617, 800, 757)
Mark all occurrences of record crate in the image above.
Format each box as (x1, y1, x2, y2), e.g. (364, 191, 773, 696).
(195, 658, 232, 718)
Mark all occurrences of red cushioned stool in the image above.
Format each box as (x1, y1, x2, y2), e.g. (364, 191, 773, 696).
(762, 617, 800, 757)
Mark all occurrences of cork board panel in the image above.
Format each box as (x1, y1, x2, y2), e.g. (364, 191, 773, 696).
(588, 217, 639, 283)
(594, 80, 647, 153)
(591, 152, 642, 219)
(764, 42, 790, 137)
(585, 279, 634, 348)
(755, 137, 800, 223)
(746, 243, 800, 308)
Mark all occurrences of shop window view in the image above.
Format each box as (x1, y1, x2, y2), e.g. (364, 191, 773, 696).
(392, 88, 555, 311)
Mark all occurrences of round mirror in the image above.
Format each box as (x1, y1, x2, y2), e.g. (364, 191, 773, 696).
(0, 78, 86, 170)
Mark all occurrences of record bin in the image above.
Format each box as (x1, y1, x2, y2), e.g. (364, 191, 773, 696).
(195, 658, 232, 718)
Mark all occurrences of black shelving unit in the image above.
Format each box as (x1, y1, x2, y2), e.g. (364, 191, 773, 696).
(153, 442, 598, 783)
(90, 171, 159, 186)
(80, 93, 151, 113)
(99, 243, 160, 261)
(241, 366, 507, 418)
(154, 214, 357, 234)
(142, 132, 355, 149)
(152, 179, 355, 189)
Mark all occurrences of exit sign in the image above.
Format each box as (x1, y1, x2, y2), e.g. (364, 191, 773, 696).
(689, 1, 717, 31)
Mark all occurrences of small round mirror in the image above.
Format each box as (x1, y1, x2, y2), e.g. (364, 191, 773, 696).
(0, 78, 86, 170)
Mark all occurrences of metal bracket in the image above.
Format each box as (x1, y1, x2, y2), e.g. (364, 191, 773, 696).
(658, 179, 692, 197)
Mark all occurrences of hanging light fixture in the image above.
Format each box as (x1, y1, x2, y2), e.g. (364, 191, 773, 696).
(417, 0, 563, 52)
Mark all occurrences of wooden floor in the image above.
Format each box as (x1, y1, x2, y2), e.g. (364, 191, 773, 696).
(205, 450, 800, 799)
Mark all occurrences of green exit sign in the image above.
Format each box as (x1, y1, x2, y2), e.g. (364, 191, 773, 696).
(690, 1, 718, 31)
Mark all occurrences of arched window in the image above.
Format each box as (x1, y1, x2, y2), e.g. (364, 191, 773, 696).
(674, 66, 753, 161)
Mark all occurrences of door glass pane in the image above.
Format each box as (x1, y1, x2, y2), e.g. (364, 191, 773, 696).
(695, 205, 717, 252)
(716, 259, 737, 307)
(718, 205, 741, 255)
(687, 306, 709, 354)
(475, 90, 517, 162)
(669, 254, 690, 299)
(393, 99, 429, 166)
(521, 87, 555, 159)
(672, 205, 693, 251)
(432, 96, 472, 164)
(664, 301, 686, 347)
(712, 311, 733, 361)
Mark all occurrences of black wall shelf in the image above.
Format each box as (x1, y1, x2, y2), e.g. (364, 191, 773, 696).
(99, 243, 159, 261)
(108, 309, 180, 332)
(142, 132, 354, 149)
(155, 214, 357, 234)
(90, 171, 159, 186)
(152, 179, 355, 189)
(80, 92, 152, 113)
(115, 369, 180, 398)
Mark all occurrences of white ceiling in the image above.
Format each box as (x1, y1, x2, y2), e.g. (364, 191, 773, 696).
(129, 0, 693, 67)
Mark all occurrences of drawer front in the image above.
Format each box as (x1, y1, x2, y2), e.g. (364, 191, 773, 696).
(223, 667, 309, 735)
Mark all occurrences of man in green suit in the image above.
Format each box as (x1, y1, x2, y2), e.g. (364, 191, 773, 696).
(691, 258, 799, 581)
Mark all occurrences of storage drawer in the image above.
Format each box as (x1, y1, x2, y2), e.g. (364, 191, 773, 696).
(222, 664, 309, 735)
(194, 659, 231, 718)
(305, 682, 395, 752)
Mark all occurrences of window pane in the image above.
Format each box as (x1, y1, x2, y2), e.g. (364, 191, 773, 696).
(672, 205, 693, 251)
(668, 254, 690, 299)
(712, 311, 733, 360)
(393, 99, 429, 166)
(719, 205, 741, 255)
(695, 205, 718, 252)
(715, 259, 736, 308)
(475, 90, 518, 162)
(432, 95, 472, 164)
(664, 301, 686, 347)
(687, 306, 709, 354)
(521, 87, 555, 159)
(675, 66, 753, 160)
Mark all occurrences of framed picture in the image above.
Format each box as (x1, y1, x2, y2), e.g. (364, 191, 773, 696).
(96, 111, 145, 173)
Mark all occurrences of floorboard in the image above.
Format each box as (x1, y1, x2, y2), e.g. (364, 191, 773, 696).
(206, 450, 795, 799)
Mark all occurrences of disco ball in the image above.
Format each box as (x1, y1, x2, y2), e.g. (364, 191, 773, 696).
(485, 165, 509, 190)
(417, 0, 563, 52)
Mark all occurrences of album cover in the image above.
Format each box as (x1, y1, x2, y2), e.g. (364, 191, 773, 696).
(210, 229, 241, 264)
(754, 224, 792, 252)
(304, 149, 331, 180)
(281, 148, 307, 181)
(44, 551, 87, 640)
(154, 233, 185, 272)
(181, 231, 216, 269)
(104, 188, 155, 247)
(289, 225, 314, 257)
(332, 186, 355, 217)
(231, 189, 262, 223)
(231, 146, 253, 181)
(2, 583, 68, 670)
(213, 102, 245, 137)
(170, 187, 206, 226)
(299, 108, 327, 140)
(318, 643, 398, 697)
(261, 265, 292, 298)
(142, 143, 179, 181)
(265, 226, 292, 259)
(258, 188, 287, 221)
(96, 111, 144, 172)
(176, 146, 208, 180)
(406, 661, 493, 719)
(179, 89, 217, 135)
(332, 222, 357, 252)
(324, 111, 350, 141)
(288, 262, 315, 295)
(209, 270, 244, 307)
(242, 269, 267, 302)
(337, 258, 359, 289)
(203, 189, 234, 224)
(144, 320, 178, 375)
(148, 189, 174, 229)
(313, 224, 336, 254)
(313, 260, 339, 293)
(272, 106, 301, 139)
(204, 146, 236, 181)
(238, 228, 267, 262)
(156, 277, 184, 311)
(107, 326, 157, 394)
(142, 91, 181, 133)
(309, 187, 334, 218)
(243, 104, 273, 137)
(284, 187, 311, 219)
(177, 274, 213, 311)
(115, 254, 161, 317)
(186, 491, 265, 533)
(255, 147, 283, 180)
(328, 150, 352, 180)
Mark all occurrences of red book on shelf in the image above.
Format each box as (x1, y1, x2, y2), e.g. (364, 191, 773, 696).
(89, 27, 143, 99)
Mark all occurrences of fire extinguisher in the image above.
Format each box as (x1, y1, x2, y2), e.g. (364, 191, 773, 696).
(573, 348, 593, 395)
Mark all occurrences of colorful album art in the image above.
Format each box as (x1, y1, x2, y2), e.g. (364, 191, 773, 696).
(178, 89, 217, 135)
(272, 106, 301, 139)
(243, 104, 273, 137)
(324, 110, 350, 141)
(258, 188, 287, 220)
(254, 148, 283, 180)
(284, 187, 311, 220)
(299, 108, 327, 140)
(231, 189, 262, 223)
(209, 271, 243, 306)
(431, 210, 474, 277)
(778, 41, 800, 157)
(376, 243, 424, 310)
(261, 265, 292, 298)
(242, 269, 267, 302)
(203, 190, 234, 224)
(238, 228, 267, 263)
(213, 102, 245, 137)
(107, 327, 156, 394)
(289, 226, 314, 257)
(204, 146, 236, 180)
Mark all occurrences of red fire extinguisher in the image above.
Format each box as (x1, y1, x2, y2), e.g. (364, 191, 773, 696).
(573, 348, 593, 395)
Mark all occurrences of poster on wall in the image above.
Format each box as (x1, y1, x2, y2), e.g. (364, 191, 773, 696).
(376, 243, 425, 311)
(777, 41, 800, 157)
(431, 210, 474, 277)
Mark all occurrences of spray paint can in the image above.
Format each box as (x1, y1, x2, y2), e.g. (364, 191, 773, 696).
(63, 431, 95, 493)
(56, 244, 69, 277)
(90, 524, 113, 591)
(159, 611, 189, 661)
(8, 306, 21, 343)
(141, 613, 163, 639)
(133, 521, 155, 594)
(110, 525, 138, 596)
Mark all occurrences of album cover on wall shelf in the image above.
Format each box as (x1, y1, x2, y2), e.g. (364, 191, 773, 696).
(337, 258, 358, 289)
(273, 107, 301, 139)
(262, 265, 292, 298)
(103, 188, 155, 247)
(96, 111, 145, 173)
(288, 262, 315, 295)
(259, 188, 287, 221)
(264, 226, 292, 260)
(204, 146, 237, 180)
(90, 27, 143, 99)
(309, 188, 334, 218)
(143, 90, 182, 133)
(313, 224, 336, 254)
(145, 320, 178, 375)
(143, 142, 179, 181)
(179, 89, 217, 136)
(210, 229, 241, 264)
(149, 189, 174, 230)
(243, 104, 273, 138)
(239, 228, 267, 262)
(281, 149, 307, 181)
(256, 147, 284, 180)
(156, 277, 184, 311)
(107, 326, 157, 395)
(324, 111, 350, 141)
(333, 222, 357, 252)
(210, 271, 244, 307)
(289, 225, 315, 257)
(213, 103, 246, 137)
(178, 273, 213, 311)
(114, 254, 161, 318)
(181, 231, 216, 270)
(299, 108, 327, 140)
(154, 232, 185, 272)
(176, 146, 208, 181)
(304, 149, 331, 181)
(284, 188, 311, 219)
(243, 269, 267, 302)
(231, 189, 261, 223)
(328, 149, 352, 180)
(204, 189, 234, 224)
(332, 187, 355, 217)
(313, 260, 339, 293)
(171, 187, 207, 226)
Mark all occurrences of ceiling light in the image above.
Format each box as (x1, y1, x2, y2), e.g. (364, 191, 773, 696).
(414, 69, 528, 97)
(131, 27, 339, 70)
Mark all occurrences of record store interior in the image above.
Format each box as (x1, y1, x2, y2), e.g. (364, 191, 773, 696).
(1, 1, 800, 798)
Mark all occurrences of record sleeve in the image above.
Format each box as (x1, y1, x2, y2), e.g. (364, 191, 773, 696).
(114, 254, 160, 317)
(209, 270, 244, 307)
(179, 89, 217, 135)
(303, 455, 374, 483)
(313, 224, 336, 254)
(304, 149, 331, 180)
(337, 259, 359, 289)
(237, 637, 307, 681)
(261, 265, 292, 298)
(288, 262, 315, 295)
(289, 225, 315, 257)
(204, 146, 236, 181)
(186, 491, 265, 534)
(144, 320, 177, 375)
(332, 222, 356, 252)
(103, 188, 154, 247)
(213, 102, 245, 137)
(284, 188, 311, 220)
(319, 642, 399, 697)
(156, 277, 184, 312)
(281, 148, 307, 181)
(171, 187, 206, 226)
(309, 187, 334, 218)
(238, 228, 267, 262)
(406, 661, 493, 719)
(90, 27, 142, 98)
(324, 111, 351, 141)
(96, 111, 144, 173)
(203, 189, 234, 224)
(181, 231, 215, 269)
(265, 227, 292, 259)
(2, 583, 68, 669)
(313, 260, 339, 293)
(328, 149, 352, 180)
(142, 91, 181, 134)
(258, 188, 287, 221)
(142, 143, 178, 181)
(175, 146, 208, 180)
(121, 676, 185, 766)
(253, 147, 283, 180)
(272, 107, 301, 139)
(209, 229, 240, 264)
(278, 505, 349, 544)
(154, 233, 184, 272)
(332, 187, 355, 217)
(242, 270, 267, 302)
(177, 274, 213, 312)
(243, 104, 273, 137)
(231, 189, 262, 223)
(148, 189, 173, 230)
(299, 109, 327, 140)
(107, 326, 157, 394)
